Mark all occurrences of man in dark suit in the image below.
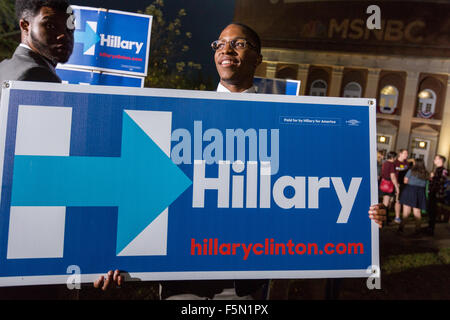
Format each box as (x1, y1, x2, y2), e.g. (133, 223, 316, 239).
(0, 0, 74, 84)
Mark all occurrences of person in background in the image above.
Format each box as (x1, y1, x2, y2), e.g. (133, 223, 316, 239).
(393, 149, 410, 224)
(380, 151, 400, 215)
(398, 158, 429, 236)
(426, 155, 448, 236)
(377, 150, 384, 184)
(0, 0, 73, 85)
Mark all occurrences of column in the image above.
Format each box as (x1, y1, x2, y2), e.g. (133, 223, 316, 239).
(396, 71, 420, 150)
(296, 64, 309, 96)
(364, 68, 381, 98)
(328, 66, 344, 97)
(437, 78, 450, 161)
(265, 63, 277, 78)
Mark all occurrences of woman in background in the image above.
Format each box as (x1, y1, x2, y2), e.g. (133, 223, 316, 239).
(380, 151, 399, 214)
(398, 158, 429, 236)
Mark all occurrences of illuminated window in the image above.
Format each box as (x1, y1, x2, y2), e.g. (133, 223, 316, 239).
(413, 140, 428, 149)
(377, 135, 390, 144)
(379, 85, 398, 114)
(310, 79, 327, 96)
(343, 82, 362, 98)
(417, 89, 436, 119)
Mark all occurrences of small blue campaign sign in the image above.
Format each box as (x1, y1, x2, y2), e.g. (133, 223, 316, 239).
(0, 81, 379, 286)
(254, 77, 301, 96)
(56, 67, 144, 87)
(60, 6, 152, 76)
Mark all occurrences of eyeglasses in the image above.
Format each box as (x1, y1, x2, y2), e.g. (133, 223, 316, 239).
(211, 38, 256, 51)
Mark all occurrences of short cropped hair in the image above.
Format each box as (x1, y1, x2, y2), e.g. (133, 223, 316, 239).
(15, 0, 70, 20)
(387, 151, 397, 160)
(229, 22, 262, 54)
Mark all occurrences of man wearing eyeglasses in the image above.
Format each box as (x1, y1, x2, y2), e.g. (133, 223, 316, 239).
(212, 23, 263, 93)
(96, 23, 387, 300)
(158, 24, 268, 300)
(93, 23, 269, 299)
(160, 23, 387, 300)
(95, 24, 270, 299)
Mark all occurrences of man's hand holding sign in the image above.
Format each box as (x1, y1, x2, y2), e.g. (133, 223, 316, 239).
(93, 23, 386, 297)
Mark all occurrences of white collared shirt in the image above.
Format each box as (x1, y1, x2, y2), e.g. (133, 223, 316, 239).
(216, 82, 257, 93)
(19, 43, 32, 51)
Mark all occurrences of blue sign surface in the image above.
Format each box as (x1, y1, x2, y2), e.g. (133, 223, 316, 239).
(60, 6, 152, 76)
(56, 68, 144, 87)
(254, 77, 300, 96)
(0, 82, 378, 286)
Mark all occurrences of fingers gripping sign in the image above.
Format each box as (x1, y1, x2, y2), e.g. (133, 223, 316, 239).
(93, 270, 123, 291)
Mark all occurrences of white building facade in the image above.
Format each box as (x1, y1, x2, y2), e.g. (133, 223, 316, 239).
(234, 0, 450, 170)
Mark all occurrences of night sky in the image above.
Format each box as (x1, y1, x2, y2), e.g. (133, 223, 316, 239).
(71, 0, 236, 80)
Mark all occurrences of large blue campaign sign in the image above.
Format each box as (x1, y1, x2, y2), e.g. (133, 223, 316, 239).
(0, 81, 379, 286)
(61, 6, 152, 76)
(56, 68, 144, 88)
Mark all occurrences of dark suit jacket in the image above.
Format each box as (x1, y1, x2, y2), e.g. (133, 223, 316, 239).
(0, 45, 61, 83)
(0, 47, 66, 299)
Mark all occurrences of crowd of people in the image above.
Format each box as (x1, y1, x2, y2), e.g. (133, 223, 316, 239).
(378, 149, 449, 237)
